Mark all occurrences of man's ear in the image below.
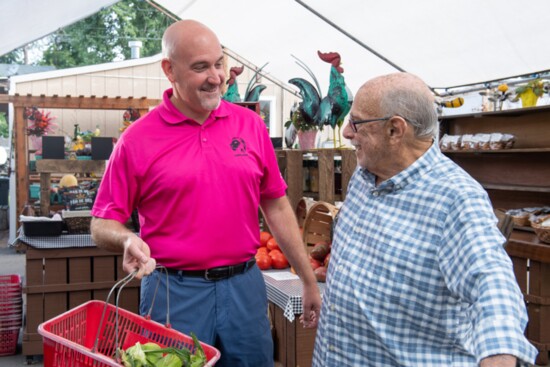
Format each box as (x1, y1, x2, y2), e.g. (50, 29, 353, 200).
(387, 116, 407, 140)
(161, 58, 174, 83)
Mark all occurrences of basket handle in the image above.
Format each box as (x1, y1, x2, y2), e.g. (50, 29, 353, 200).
(92, 270, 138, 354)
(145, 265, 171, 328)
(91, 266, 172, 361)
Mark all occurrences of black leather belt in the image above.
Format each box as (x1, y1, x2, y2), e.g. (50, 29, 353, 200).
(163, 258, 256, 281)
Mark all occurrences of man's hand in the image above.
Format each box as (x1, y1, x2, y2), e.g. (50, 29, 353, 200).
(300, 282, 321, 328)
(122, 235, 156, 279)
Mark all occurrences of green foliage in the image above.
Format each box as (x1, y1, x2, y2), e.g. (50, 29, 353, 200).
(0, 50, 24, 64)
(515, 78, 547, 97)
(2, 0, 175, 68)
(284, 106, 319, 132)
(0, 113, 8, 138)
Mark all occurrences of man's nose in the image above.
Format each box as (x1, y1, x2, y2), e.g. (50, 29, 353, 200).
(342, 121, 354, 139)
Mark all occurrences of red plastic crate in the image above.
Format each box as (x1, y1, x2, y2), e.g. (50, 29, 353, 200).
(0, 299, 22, 314)
(0, 275, 21, 301)
(0, 327, 19, 356)
(39, 300, 221, 367)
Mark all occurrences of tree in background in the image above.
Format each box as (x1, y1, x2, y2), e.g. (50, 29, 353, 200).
(0, 113, 8, 138)
(0, 0, 175, 68)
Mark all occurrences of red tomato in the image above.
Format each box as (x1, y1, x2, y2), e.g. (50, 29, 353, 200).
(256, 247, 269, 255)
(268, 249, 282, 259)
(271, 252, 289, 269)
(260, 231, 272, 247)
(266, 238, 280, 251)
(255, 254, 272, 270)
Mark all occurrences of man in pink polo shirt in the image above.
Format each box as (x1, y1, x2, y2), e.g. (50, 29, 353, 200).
(90, 19, 320, 367)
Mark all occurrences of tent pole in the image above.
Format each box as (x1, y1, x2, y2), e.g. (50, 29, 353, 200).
(295, 0, 406, 73)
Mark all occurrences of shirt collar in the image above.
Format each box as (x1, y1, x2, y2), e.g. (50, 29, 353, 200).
(157, 88, 231, 125)
(361, 141, 440, 193)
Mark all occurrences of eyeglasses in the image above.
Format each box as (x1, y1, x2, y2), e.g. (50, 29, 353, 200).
(348, 116, 391, 133)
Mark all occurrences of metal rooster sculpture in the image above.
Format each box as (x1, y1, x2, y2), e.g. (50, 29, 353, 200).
(289, 51, 353, 147)
(222, 63, 268, 103)
(223, 66, 244, 102)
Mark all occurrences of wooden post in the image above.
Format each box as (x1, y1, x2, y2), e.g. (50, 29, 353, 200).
(14, 106, 28, 221)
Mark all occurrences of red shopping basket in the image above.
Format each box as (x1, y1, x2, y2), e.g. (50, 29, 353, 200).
(0, 326, 19, 356)
(39, 300, 221, 367)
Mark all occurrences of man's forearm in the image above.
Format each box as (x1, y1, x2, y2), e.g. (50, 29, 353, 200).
(480, 354, 516, 367)
(90, 217, 134, 253)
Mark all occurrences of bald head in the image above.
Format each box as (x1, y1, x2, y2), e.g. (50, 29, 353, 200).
(355, 72, 438, 139)
(162, 20, 221, 60)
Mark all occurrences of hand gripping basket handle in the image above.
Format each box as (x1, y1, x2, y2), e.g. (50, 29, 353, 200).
(91, 266, 171, 358)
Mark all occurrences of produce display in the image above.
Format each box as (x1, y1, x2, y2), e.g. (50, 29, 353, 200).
(256, 231, 331, 283)
(119, 333, 206, 367)
(255, 231, 290, 270)
(308, 241, 331, 282)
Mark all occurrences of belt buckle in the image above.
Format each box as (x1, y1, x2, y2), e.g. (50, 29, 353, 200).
(204, 268, 226, 281)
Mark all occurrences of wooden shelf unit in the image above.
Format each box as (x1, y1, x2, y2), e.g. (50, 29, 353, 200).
(275, 148, 357, 211)
(440, 106, 550, 365)
(0, 93, 160, 228)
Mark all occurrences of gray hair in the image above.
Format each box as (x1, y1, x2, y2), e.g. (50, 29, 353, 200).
(379, 88, 439, 139)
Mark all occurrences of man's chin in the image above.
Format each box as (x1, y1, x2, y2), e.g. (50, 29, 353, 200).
(201, 96, 221, 111)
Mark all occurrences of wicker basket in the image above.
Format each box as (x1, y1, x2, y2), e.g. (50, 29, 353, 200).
(531, 215, 550, 244)
(62, 210, 92, 234)
(302, 201, 339, 253)
(295, 197, 316, 228)
(501, 208, 531, 227)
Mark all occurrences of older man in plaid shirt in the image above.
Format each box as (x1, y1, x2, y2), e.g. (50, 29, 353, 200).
(312, 72, 537, 367)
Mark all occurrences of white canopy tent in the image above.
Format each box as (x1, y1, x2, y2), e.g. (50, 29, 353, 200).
(1, 0, 549, 95)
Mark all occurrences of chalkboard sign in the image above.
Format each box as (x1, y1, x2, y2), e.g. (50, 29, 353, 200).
(59, 183, 98, 211)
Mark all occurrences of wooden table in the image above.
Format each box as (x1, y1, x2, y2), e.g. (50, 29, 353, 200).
(263, 270, 325, 367)
(506, 230, 550, 365)
(16, 234, 140, 360)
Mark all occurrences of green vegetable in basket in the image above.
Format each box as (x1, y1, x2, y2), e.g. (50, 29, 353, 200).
(120, 332, 207, 367)
(189, 333, 207, 367)
(121, 342, 148, 367)
(156, 353, 183, 367)
(142, 342, 163, 366)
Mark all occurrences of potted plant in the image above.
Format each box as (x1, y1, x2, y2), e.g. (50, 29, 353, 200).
(24, 107, 57, 154)
(513, 78, 547, 108)
(284, 102, 320, 149)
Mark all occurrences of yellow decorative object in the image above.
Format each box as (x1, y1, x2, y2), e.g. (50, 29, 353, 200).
(514, 78, 546, 108)
(497, 84, 508, 93)
(59, 174, 78, 188)
(519, 88, 539, 107)
(72, 136, 85, 151)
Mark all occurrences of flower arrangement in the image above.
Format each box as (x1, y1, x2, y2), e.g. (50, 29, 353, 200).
(284, 102, 319, 132)
(480, 84, 512, 111)
(120, 108, 141, 132)
(513, 78, 549, 107)
(24, 107, 57, 136)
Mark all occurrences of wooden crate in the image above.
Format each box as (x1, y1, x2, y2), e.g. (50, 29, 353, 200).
(276, 149, 357, 211)
(269, 302, 317, 367)
(22, 245, 141, 357)
(302, 201, 338, 254)
(505, 231, 550, 366)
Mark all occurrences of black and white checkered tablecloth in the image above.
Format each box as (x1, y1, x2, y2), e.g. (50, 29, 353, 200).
(262, 269, 325, 322)
(15, 231, 97, 249)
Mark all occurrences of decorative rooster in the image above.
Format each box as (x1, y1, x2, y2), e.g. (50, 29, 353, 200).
(222, 66, 244, 103)
(288, 51, 352, 147)
(222, 63, 269, 103)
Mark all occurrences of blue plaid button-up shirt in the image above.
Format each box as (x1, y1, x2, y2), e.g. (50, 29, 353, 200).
(312, 143, 537, 366)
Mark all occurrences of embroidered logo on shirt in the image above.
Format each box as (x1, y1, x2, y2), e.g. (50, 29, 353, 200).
(230, 137, 248, 156)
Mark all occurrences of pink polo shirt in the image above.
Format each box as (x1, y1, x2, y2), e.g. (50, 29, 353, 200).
(92, 89, 287, 269)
